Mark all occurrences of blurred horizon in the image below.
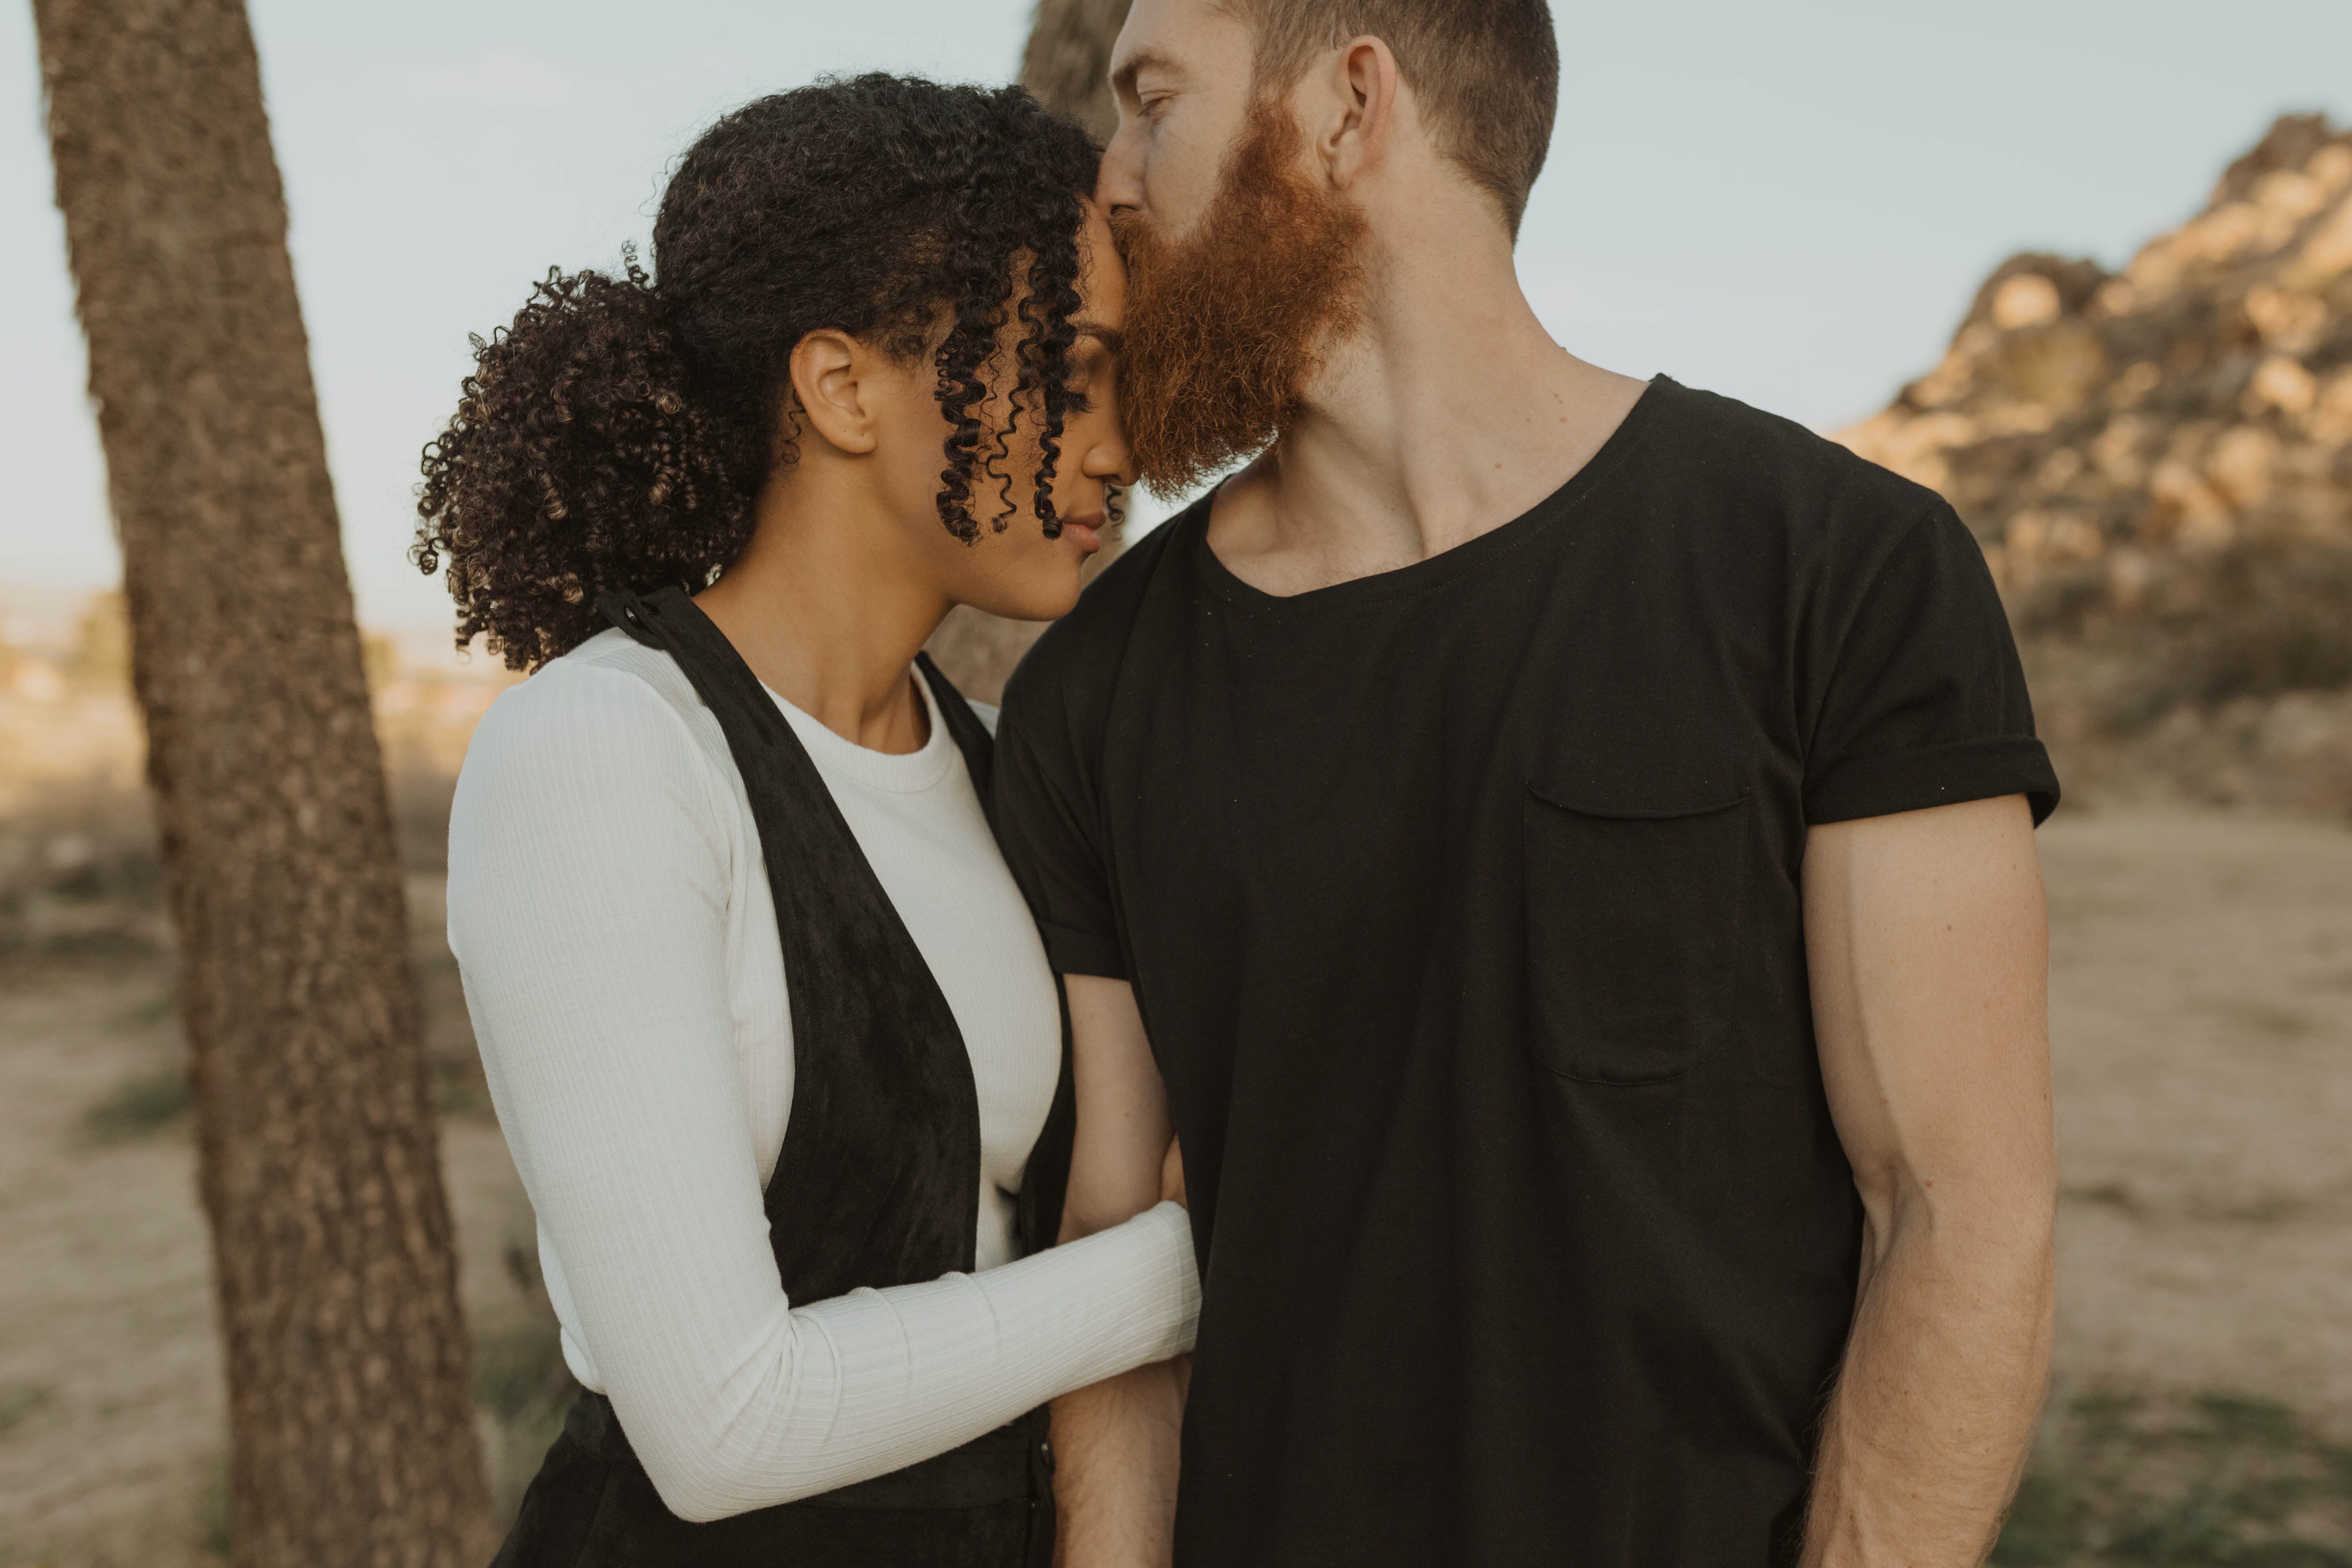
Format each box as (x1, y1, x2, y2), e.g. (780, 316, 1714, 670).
(4, 0, 2351, 639)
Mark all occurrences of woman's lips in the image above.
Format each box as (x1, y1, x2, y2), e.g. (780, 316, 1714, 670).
(1063, 514, 1105, 552)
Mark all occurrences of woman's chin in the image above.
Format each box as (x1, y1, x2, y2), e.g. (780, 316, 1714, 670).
(959, 573, 1083, 626)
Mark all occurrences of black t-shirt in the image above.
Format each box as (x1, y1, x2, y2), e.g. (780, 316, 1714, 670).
(994, 377, 2058, 1568)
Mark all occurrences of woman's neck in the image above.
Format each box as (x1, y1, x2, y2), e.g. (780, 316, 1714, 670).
(694, 472, 949, 756)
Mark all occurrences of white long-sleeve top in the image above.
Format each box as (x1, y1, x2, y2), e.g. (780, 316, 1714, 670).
(447, 627, 1196, 1523)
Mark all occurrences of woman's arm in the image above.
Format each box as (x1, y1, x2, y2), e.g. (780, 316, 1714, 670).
(449, 662, 1196, 1523)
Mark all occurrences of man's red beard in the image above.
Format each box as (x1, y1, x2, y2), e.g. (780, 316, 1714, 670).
(1113, 99, 1368, 497)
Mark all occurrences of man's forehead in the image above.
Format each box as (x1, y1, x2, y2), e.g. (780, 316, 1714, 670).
(1110, 0, 1251, 85)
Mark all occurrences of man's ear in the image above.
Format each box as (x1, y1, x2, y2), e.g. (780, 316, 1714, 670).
(788, 328, 880, 456)
(1318, 35, 1398, 189)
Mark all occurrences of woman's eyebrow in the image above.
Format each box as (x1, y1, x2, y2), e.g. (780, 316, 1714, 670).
(1072, 322, 1126, 356)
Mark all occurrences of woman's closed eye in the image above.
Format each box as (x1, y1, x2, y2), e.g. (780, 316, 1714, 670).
(1064, 329, 1122, 414)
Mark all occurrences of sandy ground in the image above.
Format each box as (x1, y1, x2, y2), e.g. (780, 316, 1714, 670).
(0, 884, 543, 1568)
(0, 806, 2348, 1563)
(2041, 809, 2352, 1429)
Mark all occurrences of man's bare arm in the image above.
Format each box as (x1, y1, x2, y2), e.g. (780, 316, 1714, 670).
(1801, 795, 2057, 1565)
(1051, 974, 1187, 1568)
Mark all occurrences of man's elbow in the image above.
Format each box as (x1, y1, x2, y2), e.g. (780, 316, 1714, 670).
(1061, 1191, 1148, 1243)
(1059, 1156, 1166, 1242)
(1904, 1163, 2058, 1284)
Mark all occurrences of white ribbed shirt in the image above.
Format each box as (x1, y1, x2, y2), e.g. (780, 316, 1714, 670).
(448, 627, 1196, 1523)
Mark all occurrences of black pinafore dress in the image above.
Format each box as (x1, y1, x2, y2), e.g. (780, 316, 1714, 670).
(490, 587, 1075, 1568)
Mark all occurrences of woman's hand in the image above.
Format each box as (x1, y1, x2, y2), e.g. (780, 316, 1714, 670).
(1160, 1136, 1187, 1210)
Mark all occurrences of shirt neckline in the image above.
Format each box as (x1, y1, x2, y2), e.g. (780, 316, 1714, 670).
(1189, 375, 1677, 615)
(765, 662, 959, 795)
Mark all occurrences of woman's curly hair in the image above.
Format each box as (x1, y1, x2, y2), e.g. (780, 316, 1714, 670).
(414, 75, 1100, 670)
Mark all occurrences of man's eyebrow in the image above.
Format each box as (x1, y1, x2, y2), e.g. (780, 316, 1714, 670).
(1072, 322, 1126, 356)
(1109, 46, 1183, 97)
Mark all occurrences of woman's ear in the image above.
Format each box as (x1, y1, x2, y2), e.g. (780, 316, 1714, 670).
(787, 328, 880, 455)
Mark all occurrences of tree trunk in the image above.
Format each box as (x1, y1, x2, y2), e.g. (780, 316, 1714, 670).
(1019, 0, 1133, 141)
(928, 0, 1136, 702)
(33, 2, 493, 1563)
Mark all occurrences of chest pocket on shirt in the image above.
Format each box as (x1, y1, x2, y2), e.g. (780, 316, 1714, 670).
(1521, 784, 1749, 1085)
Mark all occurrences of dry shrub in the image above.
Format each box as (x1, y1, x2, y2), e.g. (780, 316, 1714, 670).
(1993, 1387, 2352, 1565)
(0, 781, 166, 963)
(2103, 544, 2352, 729)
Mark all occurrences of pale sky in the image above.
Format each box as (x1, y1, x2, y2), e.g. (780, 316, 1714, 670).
(4, 1, 2349, 635)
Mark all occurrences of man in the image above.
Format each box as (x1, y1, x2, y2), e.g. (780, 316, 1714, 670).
(996, 1, 2061, 1562)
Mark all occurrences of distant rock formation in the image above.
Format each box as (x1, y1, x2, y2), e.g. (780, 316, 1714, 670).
(1839, 114, 2352, 811)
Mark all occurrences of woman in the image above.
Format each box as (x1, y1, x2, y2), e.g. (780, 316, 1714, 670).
(417, 76, 1193, 1565)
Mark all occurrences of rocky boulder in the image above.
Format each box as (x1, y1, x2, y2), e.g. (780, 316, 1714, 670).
(1838, 114, 2352, 811)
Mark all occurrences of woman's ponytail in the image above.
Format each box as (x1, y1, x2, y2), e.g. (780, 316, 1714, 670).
(414, 256, 757, 670)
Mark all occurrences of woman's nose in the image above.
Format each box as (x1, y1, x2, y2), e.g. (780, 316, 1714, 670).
(1083, 425, 1137, 489)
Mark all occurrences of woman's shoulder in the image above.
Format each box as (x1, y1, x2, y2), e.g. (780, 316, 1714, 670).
(472, 628, 702, 743)
(458, 628, 732, 806)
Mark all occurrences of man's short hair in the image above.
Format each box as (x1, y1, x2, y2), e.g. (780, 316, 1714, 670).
(1223, 0, 1559, 236)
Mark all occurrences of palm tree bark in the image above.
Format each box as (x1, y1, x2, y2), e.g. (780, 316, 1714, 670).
(928, 0, 1135, 702)
(33, 1, 492, 1562)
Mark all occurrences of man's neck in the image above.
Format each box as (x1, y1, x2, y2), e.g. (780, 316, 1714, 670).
(1207, 215, 1648, 599)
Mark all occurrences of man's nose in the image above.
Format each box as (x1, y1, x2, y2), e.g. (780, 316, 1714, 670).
(1095, 120, 1148, 216)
